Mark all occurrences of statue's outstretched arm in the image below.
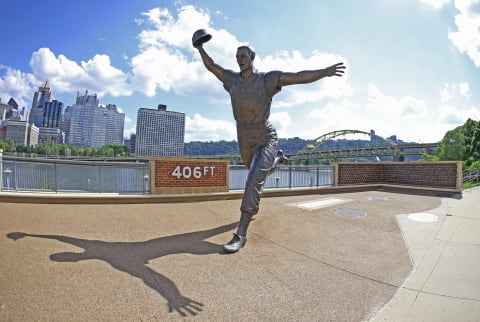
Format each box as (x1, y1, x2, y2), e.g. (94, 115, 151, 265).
(195, 46, 225, 82)
(278, 62, 346, 86)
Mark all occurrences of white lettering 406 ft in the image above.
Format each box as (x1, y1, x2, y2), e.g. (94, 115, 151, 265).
(171, 165, 216, 179)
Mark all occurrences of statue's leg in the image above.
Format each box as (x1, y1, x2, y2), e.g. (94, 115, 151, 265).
(239, 146, 275, 216)
(267, 149, 289, 176)
(224, 140, 278, 253)
(223, 212, 251, 253)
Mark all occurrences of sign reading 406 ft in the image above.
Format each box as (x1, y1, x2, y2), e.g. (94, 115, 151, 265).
(150, 158, 229, 194)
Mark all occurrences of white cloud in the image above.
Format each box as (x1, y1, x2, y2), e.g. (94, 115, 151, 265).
(459, 82, 471, 97)
(185, 113, 236, 142)
(138, 6, 211, 50)
(269, 112, 292, 137)
(131, 5, 354, 109)
(440, 84, 453, 102)
(296, 84, 448, 142)
(439, 103, 480, 124)
(304, 100, 361, 139)
(29, 48, 132, 97)
(123, 126, 136, 139)
(420, 0, 452, 10)
(129, 5, 240, 101)
(0, 65, 38, 108)
(367, 83, 428, 117)
(422, 0, 480, 67)
(440, 82, 472, 101)
(448, 0, 480, 67)
(258, 50, 353, 108)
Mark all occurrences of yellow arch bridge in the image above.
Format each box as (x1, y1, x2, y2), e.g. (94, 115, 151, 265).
(292, 130, 438, 163)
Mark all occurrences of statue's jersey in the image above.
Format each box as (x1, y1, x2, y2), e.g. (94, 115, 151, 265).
(221, 71, 283, 170)
(222, 70, 282, 126)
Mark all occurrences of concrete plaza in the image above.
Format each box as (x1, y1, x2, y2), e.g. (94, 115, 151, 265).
(0, 187, 479, 321)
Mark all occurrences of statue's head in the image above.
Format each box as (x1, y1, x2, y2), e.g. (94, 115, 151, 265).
(236, 46, 256, 72)
(237, 46, 255, 61)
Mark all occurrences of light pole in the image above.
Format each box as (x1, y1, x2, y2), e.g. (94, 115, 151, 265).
(4, 168, 12, 190)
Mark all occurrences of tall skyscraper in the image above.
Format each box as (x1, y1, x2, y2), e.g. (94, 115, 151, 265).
(42, 100, 63, 128)
(135, 105, 185, 157)
(64, 90, 125, 148)
(29, 80, 53, 127)
(104, 104, 125, 146)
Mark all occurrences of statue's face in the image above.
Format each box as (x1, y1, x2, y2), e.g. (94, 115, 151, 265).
(236, 48, 252, 72)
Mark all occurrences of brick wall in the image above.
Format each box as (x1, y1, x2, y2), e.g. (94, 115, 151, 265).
(150, 158, 229, 194)
(336, 162, 462, 190)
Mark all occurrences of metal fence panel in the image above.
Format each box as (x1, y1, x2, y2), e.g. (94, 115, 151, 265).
(55, 163, 100, 192)
(14, 161, 56, 191)
(463, 168, 480, 184)
(229, 165, 334, 190)
(1, 157, 150, 193)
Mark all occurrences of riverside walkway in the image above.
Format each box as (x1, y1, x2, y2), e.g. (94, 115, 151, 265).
(0, 186, 479, 321)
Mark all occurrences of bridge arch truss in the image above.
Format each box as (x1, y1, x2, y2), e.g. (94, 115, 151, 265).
(293, 130, 436, 163)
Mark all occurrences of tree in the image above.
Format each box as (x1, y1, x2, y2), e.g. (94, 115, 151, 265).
(421, 152, 438, 161)
(463, 119, 480, 166)
(437, 127, 466, 161)
(436, 118, 480, 165)
(0, 139, 15, 152)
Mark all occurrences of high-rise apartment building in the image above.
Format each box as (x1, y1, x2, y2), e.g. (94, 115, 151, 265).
(64, 90, 125, 148)
(135, 105, 185, 157)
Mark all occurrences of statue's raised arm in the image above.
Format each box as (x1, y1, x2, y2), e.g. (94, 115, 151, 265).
(192, 29, 226, 83)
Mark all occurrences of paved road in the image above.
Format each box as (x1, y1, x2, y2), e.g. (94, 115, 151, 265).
(0, 188, 478, 321)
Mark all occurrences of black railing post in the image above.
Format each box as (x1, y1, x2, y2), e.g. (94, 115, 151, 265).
(289, 165, 292, 189)
(54, 163, 58, 193)
(0, 149, 3, 191)
(14, 159, 17, 191)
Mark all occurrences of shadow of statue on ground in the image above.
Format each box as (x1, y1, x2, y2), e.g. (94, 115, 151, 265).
(7, 222, 237, 317)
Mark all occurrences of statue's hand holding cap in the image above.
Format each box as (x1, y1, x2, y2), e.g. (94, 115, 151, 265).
(192, 29, 212, 47)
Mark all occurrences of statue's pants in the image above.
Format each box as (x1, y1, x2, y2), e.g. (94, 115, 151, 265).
(237, 123, 278, 216)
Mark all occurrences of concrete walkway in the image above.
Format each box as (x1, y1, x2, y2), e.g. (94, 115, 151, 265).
(0, 188, 478, 321)
(373, 186, 480, 321)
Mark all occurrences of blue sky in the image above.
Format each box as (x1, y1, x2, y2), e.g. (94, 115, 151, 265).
(0, 0, 479, 143)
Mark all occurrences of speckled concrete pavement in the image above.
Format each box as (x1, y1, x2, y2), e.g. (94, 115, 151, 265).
(0, 188, 475, 321)
(372, 186, 480, 322)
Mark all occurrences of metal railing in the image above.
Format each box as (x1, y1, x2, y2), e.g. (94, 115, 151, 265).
(229, 165, 334, 190)
(1, 156, 150, 193)
(463, 168, 480, 185)
(1, 156, 335, 194)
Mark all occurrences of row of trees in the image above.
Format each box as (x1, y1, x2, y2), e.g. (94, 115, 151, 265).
(423, 118, 480, 169)
(184, 137, 308, 156)
(0, 140, 128, 157)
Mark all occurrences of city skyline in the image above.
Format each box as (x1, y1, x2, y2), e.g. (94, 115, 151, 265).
(1, 0, 479, 143)
(63, 90, 125, 148)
